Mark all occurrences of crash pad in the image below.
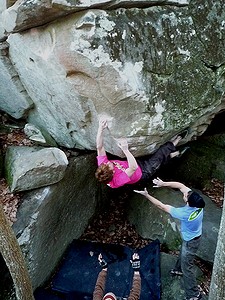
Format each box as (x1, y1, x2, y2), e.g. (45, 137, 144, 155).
(35, 239, 161, 300)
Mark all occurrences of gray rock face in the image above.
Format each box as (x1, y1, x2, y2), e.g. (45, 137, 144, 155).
(5, 146, 68, 192)
(24, 123, 58, 147)
(127, 187, 221, 263)
(2, 2, 224, 155)
(2, 1, 189, 33)
(13, 154, 107, 289)
(0, 0, 7, 41)
(0, 42, 33, 119)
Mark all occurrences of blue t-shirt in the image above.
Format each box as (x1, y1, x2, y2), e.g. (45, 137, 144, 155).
(170, 205, 203, 241)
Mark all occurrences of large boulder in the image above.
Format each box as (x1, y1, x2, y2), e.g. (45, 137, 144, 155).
(5, 146, 68, 192)
(127, 186, 221, 263)
(12, 153, 108, 289)
(3, 2, 224, 155)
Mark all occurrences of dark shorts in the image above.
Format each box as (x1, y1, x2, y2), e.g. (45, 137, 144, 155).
(136, 141, 176, 182)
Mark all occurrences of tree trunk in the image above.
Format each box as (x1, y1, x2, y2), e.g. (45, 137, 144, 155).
(0, 203, 34, 300)
(208, 192, 225, 300)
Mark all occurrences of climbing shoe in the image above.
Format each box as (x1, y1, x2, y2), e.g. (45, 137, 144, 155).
(177, 146, 190, 158)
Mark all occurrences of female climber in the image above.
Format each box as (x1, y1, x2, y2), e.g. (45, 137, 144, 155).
(95, 118, 189, 189)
